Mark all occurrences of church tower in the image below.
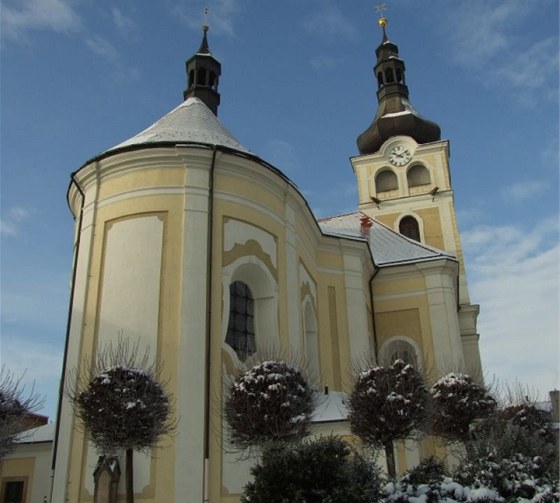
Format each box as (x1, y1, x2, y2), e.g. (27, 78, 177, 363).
(352, 16, 481, 376)
(183, 25, 221, 115)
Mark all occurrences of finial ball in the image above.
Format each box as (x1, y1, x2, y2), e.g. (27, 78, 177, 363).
(378, 17, 388, 28)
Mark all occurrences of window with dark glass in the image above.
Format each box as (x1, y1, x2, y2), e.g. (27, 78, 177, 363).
(399, 216, 421, 242)
(225, 281, 255, 360)
(2, 481, 24, 503)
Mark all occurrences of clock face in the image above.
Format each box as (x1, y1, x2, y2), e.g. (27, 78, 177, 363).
(389, 146, 412, 166)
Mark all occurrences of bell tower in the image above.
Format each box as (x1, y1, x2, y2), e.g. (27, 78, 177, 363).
(352, 14, 481, 375)
(183, 25, 221, 115)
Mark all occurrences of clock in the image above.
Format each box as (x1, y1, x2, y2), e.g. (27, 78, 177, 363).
(389, 146, 412, 166)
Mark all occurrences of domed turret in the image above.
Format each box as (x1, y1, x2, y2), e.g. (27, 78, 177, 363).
(183, 25, 221, 116)
(357, 16, 441, 155)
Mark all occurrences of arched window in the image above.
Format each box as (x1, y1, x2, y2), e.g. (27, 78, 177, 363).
(385, 68, 395, 83)
(380, 338, 419, 368)
(303, 299, 319, 382)
(377, 71, 384, 88)
(196, 68, 207, 85)
(399, 215, 421, 242)
(225, 281, 255, 361)
(407, 165, 431, 187)
(375, 169, 398, 192)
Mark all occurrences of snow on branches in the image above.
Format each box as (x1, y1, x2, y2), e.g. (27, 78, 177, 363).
(224, 360, 314, 450)
(67, 339, 175, 457)
(430, 373, 496, 442)
(347, 359, 429, 448)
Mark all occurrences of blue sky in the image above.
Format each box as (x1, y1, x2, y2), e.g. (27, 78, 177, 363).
(1, 0, 558, 420)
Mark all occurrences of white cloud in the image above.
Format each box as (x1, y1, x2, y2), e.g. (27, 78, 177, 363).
(86, 35, 120, 65)
(445, 0, 532, 67)
(85, 34, 138, 81)
(1, 0, 82, 41)
(304, 4, 356, 40)
(0, 206, 34, 236)
(463, 218, 560, 396)
(443, 0, 558, 105)
(500, 180, 547, 203)
(111, 7, 135, 33)
(495, 37, 559, 105)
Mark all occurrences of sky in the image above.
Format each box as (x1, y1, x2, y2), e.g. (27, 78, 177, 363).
(1, 0, 558, 421)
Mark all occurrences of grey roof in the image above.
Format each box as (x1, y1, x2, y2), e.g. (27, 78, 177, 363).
(318, 212, 455, 267)
(312, 391, 348, 423)
(15, 422, 54, 444)
(106, 97, 251, 154)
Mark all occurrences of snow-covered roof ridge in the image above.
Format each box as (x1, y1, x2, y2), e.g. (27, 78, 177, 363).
(15, 422, 55, 444)
(106, 97, 251, 154)
(318, 211, 456, 267)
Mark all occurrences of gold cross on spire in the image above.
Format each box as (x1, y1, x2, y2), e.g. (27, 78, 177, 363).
(375, 3, 387, 17)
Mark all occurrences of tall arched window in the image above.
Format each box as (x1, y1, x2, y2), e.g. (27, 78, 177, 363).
(303, 299, 319, 382)
(399, 216, 421, 242)
(375, 169, 398, 192)
(225, 281, 255, 361)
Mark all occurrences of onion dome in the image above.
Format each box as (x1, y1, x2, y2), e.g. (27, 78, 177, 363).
(357, 16, 441, 155)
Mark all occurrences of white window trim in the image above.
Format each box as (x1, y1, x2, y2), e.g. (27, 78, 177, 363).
(222, 256, 279, 362)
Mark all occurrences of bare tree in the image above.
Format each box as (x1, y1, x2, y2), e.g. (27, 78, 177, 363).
(347, 359, 429, 478)
(67, 339, 176, 503)
(0, 365, 44, 458)
(224, 359, 314, 452)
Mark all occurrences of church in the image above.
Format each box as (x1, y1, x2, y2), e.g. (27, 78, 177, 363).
(51, 14, 482, 503)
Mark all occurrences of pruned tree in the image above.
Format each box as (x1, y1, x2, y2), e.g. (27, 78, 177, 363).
(67, 339, 176, 503)
(241, 436, 383, 503)
(430, 373, 496, 444)
(347, 359, 429, 478)
(224, 360, 314, 451)
(0, 365, 44, 459)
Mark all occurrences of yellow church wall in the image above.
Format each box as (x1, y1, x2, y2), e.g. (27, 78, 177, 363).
(372, 274, 437, 375)
(96, 167, 186, 201)
(0, 458, 33, 503)
(63, 165, 194, 502)
(415, 207, 444, 250)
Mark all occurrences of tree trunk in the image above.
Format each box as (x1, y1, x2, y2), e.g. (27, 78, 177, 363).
(126, 448, 134, 503)
(384, 441, 396, 479)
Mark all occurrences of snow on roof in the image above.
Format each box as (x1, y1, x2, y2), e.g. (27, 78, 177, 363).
(16, 422, 55, 444)
(107, 97, 251, 154)
(312, 391, 348, 423)
(318, 212, 455, 267)
(382, 110, 413, 118)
